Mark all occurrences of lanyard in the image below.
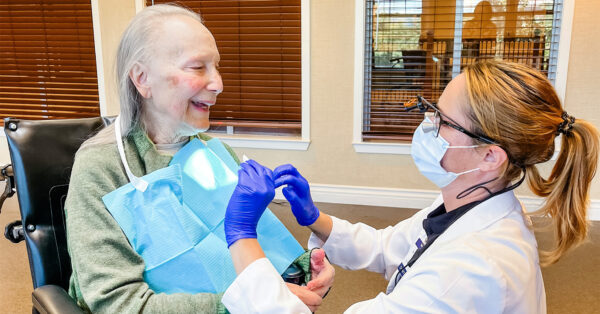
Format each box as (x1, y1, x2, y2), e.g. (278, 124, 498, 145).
(393, 200, 481, 285)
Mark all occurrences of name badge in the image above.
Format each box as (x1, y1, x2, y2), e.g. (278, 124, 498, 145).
(394, 237, 426, 284)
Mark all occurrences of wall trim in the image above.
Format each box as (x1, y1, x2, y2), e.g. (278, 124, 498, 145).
(352, 0, 366, 145)
(91, 0, 108, 117)
(301, 0, 311, 142)
(275, 183, 600, 221)
(353, 142, 411, 155)
(212, 135, 310, 151)
(135, 0, 145, 12)
(554, 0, 575, 104)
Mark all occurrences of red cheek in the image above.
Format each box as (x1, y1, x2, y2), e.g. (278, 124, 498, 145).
(181, 76, 204, 90)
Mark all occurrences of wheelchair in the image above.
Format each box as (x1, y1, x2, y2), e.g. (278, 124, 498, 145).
(1, 117, 113, 314)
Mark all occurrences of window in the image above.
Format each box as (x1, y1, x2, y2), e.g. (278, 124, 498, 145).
(361, 0, 562, 143)
(0, 0, 100, 124)
(148, 0, 304, 138)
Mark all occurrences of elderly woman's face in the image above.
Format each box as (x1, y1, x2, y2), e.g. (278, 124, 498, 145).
(142, 16, 222, 140)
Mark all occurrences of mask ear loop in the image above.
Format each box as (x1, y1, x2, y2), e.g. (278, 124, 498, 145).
(115, 116, 149, 192)
(456, 167, 526, 200)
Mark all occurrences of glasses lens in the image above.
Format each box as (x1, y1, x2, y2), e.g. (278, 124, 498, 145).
(434, 110, 442, 137)
(422, 112, 439, 134)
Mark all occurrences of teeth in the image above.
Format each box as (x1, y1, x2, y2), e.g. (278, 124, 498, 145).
(191, 100, 210, 108)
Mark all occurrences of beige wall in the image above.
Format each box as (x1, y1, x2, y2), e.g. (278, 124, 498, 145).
(562, 0, 600, 198)
(0, 138, 9, 164)
(2, 0, 597, 200)
(95, 0, 137, 116)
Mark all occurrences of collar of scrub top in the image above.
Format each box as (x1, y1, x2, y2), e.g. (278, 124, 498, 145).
(413, 200, 482, 262)
(423, 202, 476, 237)
(114, 116, 149, 192)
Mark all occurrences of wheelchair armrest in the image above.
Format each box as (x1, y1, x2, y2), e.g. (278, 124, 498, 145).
(32, 285, 83, 314)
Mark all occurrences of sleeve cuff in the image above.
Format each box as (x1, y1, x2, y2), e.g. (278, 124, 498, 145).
(308, 216, 342, 251)
(222, 258, 311, 314)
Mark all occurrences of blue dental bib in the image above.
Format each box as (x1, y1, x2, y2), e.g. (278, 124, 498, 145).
(103, 120, 304, 294)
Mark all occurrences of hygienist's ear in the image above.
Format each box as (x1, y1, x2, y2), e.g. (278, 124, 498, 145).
(129, 62, 151, 98)
(478, 145, 508, 172)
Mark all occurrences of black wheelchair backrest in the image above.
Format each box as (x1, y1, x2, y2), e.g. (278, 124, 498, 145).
(4, 117, 112, 289)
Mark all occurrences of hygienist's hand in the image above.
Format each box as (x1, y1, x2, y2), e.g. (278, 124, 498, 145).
(307, 248, 335, 298)
(273, 164, 320, 226)
(224, 160, 275, 247)
(285, 283, 323, 313)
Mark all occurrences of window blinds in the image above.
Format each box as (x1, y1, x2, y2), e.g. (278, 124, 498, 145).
(0, 0, 100, 122)
(363, 0, 560, 142)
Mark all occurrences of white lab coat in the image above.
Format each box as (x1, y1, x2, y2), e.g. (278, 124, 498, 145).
(222, 191, 546, 313)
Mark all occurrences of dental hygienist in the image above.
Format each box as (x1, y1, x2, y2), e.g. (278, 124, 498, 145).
(220, 60, 599, 313)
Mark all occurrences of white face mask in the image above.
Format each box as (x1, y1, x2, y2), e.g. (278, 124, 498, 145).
(411, 119, 481, 188)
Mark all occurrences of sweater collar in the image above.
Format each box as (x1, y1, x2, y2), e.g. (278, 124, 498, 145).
(128, 124, 201, 175)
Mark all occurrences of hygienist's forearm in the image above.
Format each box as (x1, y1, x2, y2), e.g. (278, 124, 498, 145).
(229, 239, 267, 274)
(308, 213, 333, 243)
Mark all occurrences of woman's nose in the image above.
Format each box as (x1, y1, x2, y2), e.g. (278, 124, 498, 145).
(207, 70, 223, 95)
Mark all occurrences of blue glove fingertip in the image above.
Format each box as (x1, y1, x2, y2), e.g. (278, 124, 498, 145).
(273, 164, 297, 179)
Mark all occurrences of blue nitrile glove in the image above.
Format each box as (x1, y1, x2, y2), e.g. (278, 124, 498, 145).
(273, 164, 320, 226)
(224, 160, 275, 247)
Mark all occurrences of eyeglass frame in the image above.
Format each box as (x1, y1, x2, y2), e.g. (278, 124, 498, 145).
(409, 96, 498, 145)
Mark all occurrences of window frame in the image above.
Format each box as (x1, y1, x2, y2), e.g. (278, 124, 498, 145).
(352, 0, 573, 155)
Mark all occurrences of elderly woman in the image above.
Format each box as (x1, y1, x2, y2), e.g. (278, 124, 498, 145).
(65, 4, 332, 313)
(221, 60, 599, 313)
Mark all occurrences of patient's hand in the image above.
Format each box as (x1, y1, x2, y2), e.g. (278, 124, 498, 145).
(307, 248, 335, 298)
(286, 282, 322, 312)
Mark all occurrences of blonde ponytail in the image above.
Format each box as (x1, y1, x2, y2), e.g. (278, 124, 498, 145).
(528, 120, 599, 265)
(464, 60, 600, 265)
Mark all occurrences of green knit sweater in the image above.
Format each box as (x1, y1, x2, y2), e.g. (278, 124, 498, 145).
(64, 126, 238, 313)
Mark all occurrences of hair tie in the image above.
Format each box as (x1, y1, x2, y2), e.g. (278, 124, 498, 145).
(556, 111, 575, 136)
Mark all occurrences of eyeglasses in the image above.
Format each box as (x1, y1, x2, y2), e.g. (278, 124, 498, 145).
(405, 96, 497, 145)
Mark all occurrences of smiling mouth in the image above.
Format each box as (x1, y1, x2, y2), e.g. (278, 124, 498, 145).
(191, 100, 211, 111)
